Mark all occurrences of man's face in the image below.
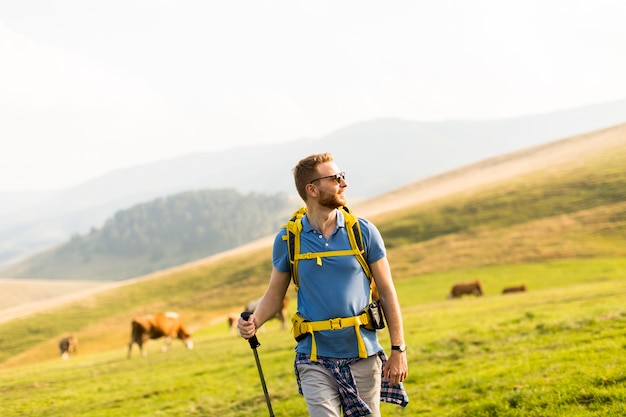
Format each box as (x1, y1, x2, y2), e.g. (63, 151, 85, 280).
(313, 162, 347, 209)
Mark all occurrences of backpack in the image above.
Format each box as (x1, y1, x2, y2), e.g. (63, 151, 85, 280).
(282, 205, 379, 301)
(284, 206, 385, 360)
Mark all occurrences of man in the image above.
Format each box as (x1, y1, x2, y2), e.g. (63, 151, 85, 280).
(239, 152, 408, 416)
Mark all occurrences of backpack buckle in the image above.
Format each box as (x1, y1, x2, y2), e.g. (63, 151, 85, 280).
(329, 318, 342, 330)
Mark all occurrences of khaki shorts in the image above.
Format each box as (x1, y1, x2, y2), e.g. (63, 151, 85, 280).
(296, 354, 382, 417)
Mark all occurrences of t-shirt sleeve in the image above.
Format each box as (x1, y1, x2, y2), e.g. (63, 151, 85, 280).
(272, 227, 291, 272)
(360, 218, 386, 264)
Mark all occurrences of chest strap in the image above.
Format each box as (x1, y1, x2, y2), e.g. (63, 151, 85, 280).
(294, 248, 359, 266)
(291, 312, 372, 361)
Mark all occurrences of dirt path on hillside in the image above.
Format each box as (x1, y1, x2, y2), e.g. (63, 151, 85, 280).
(355, 123, 626, 219)
(0, 235, 274, 324)
(2, 123, 624, 324)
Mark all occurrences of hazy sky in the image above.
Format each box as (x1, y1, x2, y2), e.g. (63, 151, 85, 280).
(2, 0, 625, 192)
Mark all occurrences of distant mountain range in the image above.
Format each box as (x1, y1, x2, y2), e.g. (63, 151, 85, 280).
(1, 99, 626, 269)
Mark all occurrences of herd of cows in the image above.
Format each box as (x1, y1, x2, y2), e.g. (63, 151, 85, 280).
(58, 283, 526, 359)
(59, 311, 195, 360)
(446, 280, 528, 299)
(57, 297, 289, 360)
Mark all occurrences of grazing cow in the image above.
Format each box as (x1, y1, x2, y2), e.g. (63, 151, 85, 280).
(244, 296, 289, 329)
(227, 313, 239, 333)
(59, 335, 78, 360)
(447, 280, 484, 299)
(502, 284, 527, 294)
(127, 312, 193, 358)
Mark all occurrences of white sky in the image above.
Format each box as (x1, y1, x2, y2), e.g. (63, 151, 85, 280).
(1, 0, 625, 192)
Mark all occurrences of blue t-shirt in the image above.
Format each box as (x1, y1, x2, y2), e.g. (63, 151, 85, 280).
(273, 208, 386, 358)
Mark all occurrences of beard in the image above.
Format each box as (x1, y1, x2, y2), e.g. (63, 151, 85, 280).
(318, 188, 347, 209)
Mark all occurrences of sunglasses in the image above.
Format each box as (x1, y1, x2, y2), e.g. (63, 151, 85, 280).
(309, 171, 346, 184)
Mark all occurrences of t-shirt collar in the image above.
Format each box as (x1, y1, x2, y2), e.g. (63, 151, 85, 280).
(302, 208, 346, 233)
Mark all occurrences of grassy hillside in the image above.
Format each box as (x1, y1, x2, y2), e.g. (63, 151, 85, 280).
(1, 128, 625, 416)
(2, 274, 625, 417)
(377, 140, 626, 278)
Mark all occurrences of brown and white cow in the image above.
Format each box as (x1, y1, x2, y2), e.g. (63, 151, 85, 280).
(127, 312, 193, 358)
(244, 296, 289, 329)
(59, 335, 78, 360)
(502, 284, 527, 294)
(447, 280, 484, 299)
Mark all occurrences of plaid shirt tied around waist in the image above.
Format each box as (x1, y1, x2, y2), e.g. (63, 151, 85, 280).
(294, 350, 409, 416)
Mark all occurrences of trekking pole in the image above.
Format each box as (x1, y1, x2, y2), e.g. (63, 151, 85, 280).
(241, 311, 275, 417)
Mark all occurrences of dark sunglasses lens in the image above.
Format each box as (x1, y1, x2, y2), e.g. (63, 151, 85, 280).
(334, 173, 345, 183)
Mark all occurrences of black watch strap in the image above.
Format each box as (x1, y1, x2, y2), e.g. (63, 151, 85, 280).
(391, 344, 407, 352)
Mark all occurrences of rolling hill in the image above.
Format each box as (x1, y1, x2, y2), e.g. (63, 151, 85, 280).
(2, 98, 626, 269)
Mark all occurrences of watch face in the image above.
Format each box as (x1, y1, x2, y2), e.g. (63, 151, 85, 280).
(393, 344, 406, 352)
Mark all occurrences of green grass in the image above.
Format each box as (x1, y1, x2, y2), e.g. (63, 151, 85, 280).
(405, 279, 626, 416)
(1, 273, 625, 416)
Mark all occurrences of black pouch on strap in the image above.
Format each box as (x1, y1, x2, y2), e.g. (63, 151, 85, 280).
(366, 300, 386, 330)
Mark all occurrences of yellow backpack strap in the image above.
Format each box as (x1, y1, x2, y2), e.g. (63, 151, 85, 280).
(340, 206, 371, 279)
(292, 311, 371, 361)
(340, 206, 378, 301)
(283, 207, 307, 290)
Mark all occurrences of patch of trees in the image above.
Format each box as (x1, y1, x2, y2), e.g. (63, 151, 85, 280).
(59, 189, 293, 263)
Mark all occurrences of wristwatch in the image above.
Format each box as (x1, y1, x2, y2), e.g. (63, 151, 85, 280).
(391, 344, 407, 352)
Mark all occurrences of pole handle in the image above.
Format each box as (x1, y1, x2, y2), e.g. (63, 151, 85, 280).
(241, 311, 261, 349)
